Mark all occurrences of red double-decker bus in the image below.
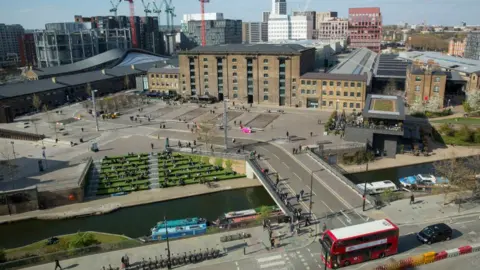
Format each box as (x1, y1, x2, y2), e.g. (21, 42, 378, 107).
(320, 219, 399, 268)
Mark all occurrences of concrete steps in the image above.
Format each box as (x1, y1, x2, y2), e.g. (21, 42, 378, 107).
(86, 159, 102, 197)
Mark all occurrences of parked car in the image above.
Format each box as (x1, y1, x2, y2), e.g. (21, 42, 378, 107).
(417, 223, 452, 244)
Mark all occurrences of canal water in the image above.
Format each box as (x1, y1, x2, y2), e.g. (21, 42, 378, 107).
(0, 187, 274, 249)
(346, 162, 436, 185)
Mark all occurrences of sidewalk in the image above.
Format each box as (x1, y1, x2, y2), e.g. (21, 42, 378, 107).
(365, 194, 480, 225)
(22, 224, 315, 270)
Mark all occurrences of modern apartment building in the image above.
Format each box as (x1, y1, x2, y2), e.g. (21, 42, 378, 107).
(293, 11, 316, 29)
(272, 0, 287, 15)
(315, 18, 349, 41)
(405, 60, 447, 108)
(262, 12, 271, 23)
(243, 22, 268, 43)
(178, 44, 316, 106)
(19, 33, 37, 67)
(34, 22, 131, 68)
(465, 31, 480, 60)
(348, 7, 382, 53)
(0, 23, 25, 66)
(268, 15, 313, 41)
(448, 38, 466, 57)
(184, 19, 242, 47)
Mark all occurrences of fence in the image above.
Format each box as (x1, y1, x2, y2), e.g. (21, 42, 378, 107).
(306, 150, 375, 205)
(167, 147, 248, 161)
(0, 128, 45, 141)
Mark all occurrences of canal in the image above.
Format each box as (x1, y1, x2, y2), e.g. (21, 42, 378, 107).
(346, 162, 436, 185)
(0, 187, 274, 249)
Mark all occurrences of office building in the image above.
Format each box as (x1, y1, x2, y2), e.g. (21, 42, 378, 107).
(405, 60, 447, 107)
(0, 24, 25, 66)
(243, 22, 268, 43)
(465, 31, 480, 60)
(272, 0, 287, 15)
(184, 19, 242, 47)
(316, 12, 338, 27)
(178, 44, 316, 106)
(262, 12, 271, 23)
(34, 22, 131, 68)
(293, 11, 316, 30)
(448, 38, 466, 57)
(148, 66, 180, 95)
(348, 7, 382, 53)
(315, 18, 349, 41)
(268, 15, 313, 41)
(19, 33, 37, 67)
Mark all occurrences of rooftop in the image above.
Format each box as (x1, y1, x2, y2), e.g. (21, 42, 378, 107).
(181, 44, 311, 55)
(330, 219, 396, 240)
(300, 72, 367, 82)
(398, 51, 480, 74)
(329, 48, 377, 84)
(148, 67, 180, 74)
(363, 94, 406, 121)
(374, 54, 409, 79)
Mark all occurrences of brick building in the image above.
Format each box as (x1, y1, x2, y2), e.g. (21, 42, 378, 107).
(405, 60, 447, 108)
(147, 66, 180, 95)
(348, 7, 382, 53)
(448, 38, 466, 57)
(178, 44, 316, 106)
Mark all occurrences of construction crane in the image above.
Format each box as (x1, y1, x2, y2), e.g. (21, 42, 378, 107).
(141, 0, 152, 19)
(109, 0, 122, 17)
(163, 0, 176, 32)
(199, 0, 210, 47)
(124, 0, 138, 48)
(152, 0, 165, 29)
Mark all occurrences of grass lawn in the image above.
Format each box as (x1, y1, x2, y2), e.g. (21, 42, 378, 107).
(5, 232, 138, 258)
(438, 135, 480, 146)
(431, 117, 480, 125)
(372, 99, 395, 112)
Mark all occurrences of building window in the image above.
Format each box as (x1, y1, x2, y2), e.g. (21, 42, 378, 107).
(322, 100, 327, 106)
(329, 81, 334, 86)
(312, 90, 317, 94)
(204, 78, 208, 82)
(264, 74, 269, 78)
(232, 58, 237, 62)
(434, 86, 440, 92)
(233, 86, 238, 90)
(435, 77, 441, 82)
(264, 66, 269, 71)
(344, 91, 348, 96)
(322, 81, 327, 86)
(301, 80, 305, 85)
(350, 92, 354, 97)
(357, 82, 362, 88)
(301, 89, 305, 94)
(264, 80, 268, 85)
(307, 81, 311, 85)
(343, 102, 347, 108)
(313, 81, 317, 85)
(356, 103, 361, 108)
(415, 76, 421, 81)
(350, 82, 355, 87)
(344, 82, 348, 87)
(357, 92, 361, 97)
(204, 71, 208, 75)
(203, 65, 208, 68)
(328, 101, 333, 107)
(292, 85, 296, 90)
(336, 91, 340, 96)
(233, 72, 237, 77)
(350, 103, 354, 108)
(292, 78, 296, 82)
(233, 93, 238, 98)
(307, 90, 311, 94)
(292, 93, 296, 97)
(232, 65, 237, 70)
(263, 95, 269, 101)
(415, 85, 421, 91)
(233, 79, 238, 84)
(329, 91, 333, 95)
(264, 88, 269, 93)
(203, 58, 207, 61)
(263, 59, 268, 64)
(337, 82, 341, 87)
(322, 90, 327, 95)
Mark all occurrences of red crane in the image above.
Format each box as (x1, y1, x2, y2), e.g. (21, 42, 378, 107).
(199, 0, 210, 47)
(125, 0, 138, 48)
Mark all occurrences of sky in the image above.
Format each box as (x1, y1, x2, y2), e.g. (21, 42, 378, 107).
(0, 0, 478, 29)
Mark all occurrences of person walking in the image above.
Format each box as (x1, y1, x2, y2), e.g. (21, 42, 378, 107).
(151, 143, 154, 150)
(410, 193, 415, 205)
(300, 189, 304, 198)
(322, 222, 327, 232)
(54, 259, 63, 270)
(275, 174, 280, 187)
(296, 193, 300, 202)
(305, 216, 310, 227)
(310, 131, 313, 137)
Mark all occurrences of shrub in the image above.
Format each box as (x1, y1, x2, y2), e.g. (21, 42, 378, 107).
(455, 125, 473, 142)
(215, 158, 223, 167)
(463, 101, 472, 112)
(411, 112, 426, 118)
(68, 232, 99, 250)
(224, 159, 233, 171)
(201, 156, 210, 165)
(474, 129, 480, 144)
(438, 123, 454, 136)
(0, 248, 5, 263)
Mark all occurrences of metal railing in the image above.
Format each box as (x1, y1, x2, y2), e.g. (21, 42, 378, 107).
(167, 147, 248, 160)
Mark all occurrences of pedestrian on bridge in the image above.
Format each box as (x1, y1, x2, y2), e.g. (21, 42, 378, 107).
(296, 193, 300, 202)
(300, 189, 304, 198)
(275, 174, 280, 187)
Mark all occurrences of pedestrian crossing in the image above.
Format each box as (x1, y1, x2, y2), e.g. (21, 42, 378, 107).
(255, 253, 291, 269)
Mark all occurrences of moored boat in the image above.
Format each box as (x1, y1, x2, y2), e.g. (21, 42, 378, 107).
(215, 206, 282, 228)
(356, 180, 398, 195)
(399, 174, 449, 189)
(151, 217, 207, 240)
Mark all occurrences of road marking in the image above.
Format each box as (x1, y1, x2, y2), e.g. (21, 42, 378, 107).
(259, 146, 280, 160)
(322, 200, 347, 226)
(282, 162, 290, 169)
(340, 210, 352, 224)
(306, 248, 311, 252)
(293, 172, 302, 180)
(235, 261, 238, 265)
(237, 267, 240, 270)
(259, 261, 286, 268)
(257, 254, 283, 263)
(303, 262, 308, 266)
(304, 185, 317, 195)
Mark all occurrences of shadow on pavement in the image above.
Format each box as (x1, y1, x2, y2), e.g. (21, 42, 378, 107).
(398, 233, 423, 253)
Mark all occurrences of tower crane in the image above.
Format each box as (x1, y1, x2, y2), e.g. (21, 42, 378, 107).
(163, 0, 176, 32)
(152, 0, 165, 29)
(124, 0, 138, 48)
(199, 0, 210, 47)
(109, 0, 122, 17)
(141, 0, 152, 19)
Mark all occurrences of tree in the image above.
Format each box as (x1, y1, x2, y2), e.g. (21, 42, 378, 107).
(197, 121, 217, 150)
(32, 94, 42, 112)
(466, 90, 480, 112)
(409, 98, 424, 114)
(68, 232, 99, 250)
(42, 104, 57, 139)
(438, 123, 454, 136)
(225, 159, 233, 171)
(85, 82, 93, 97)
(97, 99, 106, 112)
(455, 125, 473, 142)
(425, 96, 442, 112)
(383, 78, 399, 96)
(434, 156, 475, 211)
(257, 205, 273, 221)
(124, 75, 130, 90)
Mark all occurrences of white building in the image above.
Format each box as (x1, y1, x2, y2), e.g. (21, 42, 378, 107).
(315, 18, 348, 41)
(272, 0, 287, 15)
(268, 14, 313, 41)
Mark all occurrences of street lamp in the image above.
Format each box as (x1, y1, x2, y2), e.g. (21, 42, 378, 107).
(223, 99, 229, 150)
(363, 139, 370, 211)
(10, 141, 16, 160)
(92, 90, 99, 132)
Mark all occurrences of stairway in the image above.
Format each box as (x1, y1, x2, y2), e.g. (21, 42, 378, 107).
(86, 159, 102, 198)
(148, 152, 160, 189)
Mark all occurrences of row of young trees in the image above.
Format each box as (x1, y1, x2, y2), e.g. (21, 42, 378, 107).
(82, 82, 147, 113)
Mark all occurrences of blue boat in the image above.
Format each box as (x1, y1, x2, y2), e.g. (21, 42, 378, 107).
(151, 218, 207, 240)
(399, 174, 449, 189)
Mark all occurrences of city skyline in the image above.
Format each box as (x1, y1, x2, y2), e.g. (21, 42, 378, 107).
(0, 0, 478, 29)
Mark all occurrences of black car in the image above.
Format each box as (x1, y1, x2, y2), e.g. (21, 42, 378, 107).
(417, 223, 452, 244)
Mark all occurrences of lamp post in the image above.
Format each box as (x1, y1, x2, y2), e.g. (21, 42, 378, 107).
(309, 171, 313, 217)
(223, 99, 229, 150)
(10, 141, 16, 160)
(164, 216, 172, 269)
(363, 139, 370, 211)
(92, 90, 99, 132)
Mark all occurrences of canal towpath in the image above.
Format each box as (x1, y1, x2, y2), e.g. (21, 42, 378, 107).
(21, 224, 316, 270)
(0, 178, 261, 224)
